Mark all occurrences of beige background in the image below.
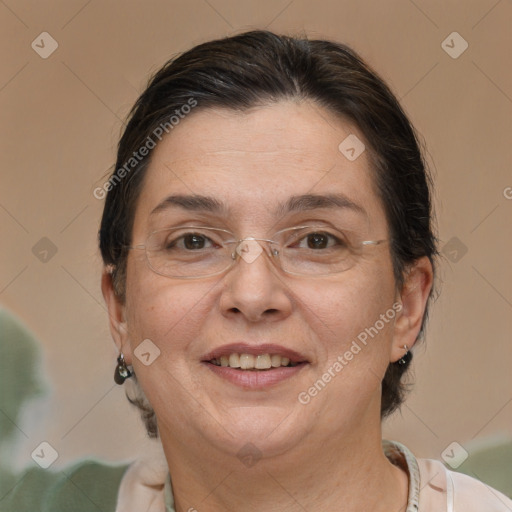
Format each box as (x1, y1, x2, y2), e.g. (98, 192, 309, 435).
(1, 0, 511, 471)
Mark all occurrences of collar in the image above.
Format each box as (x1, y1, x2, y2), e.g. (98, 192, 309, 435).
(382, 439, 421, 511)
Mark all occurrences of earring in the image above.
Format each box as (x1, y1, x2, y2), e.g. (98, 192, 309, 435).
(114, 353, 133, 385)
(398, 345, 411, 365)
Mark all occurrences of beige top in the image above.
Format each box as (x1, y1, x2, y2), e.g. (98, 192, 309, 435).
(115, 440, 512, 512)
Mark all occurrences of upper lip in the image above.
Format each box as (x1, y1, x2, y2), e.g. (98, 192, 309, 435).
(201, 343, 309, 363)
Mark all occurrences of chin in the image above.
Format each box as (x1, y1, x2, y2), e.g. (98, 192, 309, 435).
(211, 405, 306, 459)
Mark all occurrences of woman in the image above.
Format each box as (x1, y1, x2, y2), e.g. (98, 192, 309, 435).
(99, 30, 512, 511)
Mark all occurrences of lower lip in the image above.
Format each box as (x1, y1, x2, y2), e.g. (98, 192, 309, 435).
(203, 362, 308, 388)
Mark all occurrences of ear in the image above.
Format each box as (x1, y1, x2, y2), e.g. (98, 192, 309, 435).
(391, 256, 434, 362)
(101, 269, 132, 363)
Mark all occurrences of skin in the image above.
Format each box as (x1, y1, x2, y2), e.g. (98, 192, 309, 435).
(103, 100, 433, 512)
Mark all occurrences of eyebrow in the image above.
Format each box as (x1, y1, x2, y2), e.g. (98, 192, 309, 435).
(150, 194, 225, 215)
(150, 193, 366, 217)
(278, 193, 366, 216)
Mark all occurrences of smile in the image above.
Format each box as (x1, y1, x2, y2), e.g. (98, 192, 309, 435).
(201, 343, 310, 388)
(208, 353, 300, 370)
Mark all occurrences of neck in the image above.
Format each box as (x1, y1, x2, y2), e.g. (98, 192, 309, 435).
(160, 413, 409, 512)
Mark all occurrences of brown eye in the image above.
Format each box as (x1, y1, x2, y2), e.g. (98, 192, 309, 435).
(294, 231, 342, 250)
(182, 234, 207, 250)
(306, 233, 329, 249)
(163, 233, 214, 251)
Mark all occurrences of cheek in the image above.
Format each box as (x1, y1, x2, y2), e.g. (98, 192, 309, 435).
(123, 275, 219, 424)
(303, 264, 394, 329)
(124, 257, 214, 364)
(293, 260, 397, 372)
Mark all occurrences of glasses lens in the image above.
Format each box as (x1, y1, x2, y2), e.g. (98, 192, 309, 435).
(145, 227, 233, 278)
(275, 226, 360, 275)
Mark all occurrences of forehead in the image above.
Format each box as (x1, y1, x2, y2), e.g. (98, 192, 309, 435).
(133, 100, 386, 233)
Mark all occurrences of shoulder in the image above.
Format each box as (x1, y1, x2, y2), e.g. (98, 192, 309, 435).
(418, 458, 512, 511)
(0, 460, 128, 512)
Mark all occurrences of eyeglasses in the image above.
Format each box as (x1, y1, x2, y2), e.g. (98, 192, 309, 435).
(128, 225, 387, 279)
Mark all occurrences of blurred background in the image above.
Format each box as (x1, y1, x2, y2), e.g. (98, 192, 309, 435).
(1, 0, 511, 490)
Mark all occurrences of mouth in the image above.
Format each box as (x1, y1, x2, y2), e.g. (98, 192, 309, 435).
(202, 343, 309, 368)
(201, 343, 309, 388)
(207, 353, 302, 370)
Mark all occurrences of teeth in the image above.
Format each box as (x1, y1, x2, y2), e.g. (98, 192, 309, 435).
(228, 353, 240, 368)
(209, 353, 299, 370)
(239, 354, 253, 369)
(255, 354, 271, 369)
(271, 354, 281, 367)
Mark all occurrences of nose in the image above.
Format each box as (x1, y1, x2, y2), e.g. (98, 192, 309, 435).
(219, 238, 293, 323)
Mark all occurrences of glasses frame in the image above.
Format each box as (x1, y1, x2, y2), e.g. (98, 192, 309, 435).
(127, 225, 387, 279)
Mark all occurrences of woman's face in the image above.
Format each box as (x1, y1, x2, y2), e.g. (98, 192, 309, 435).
(106, 100, 429, 460)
